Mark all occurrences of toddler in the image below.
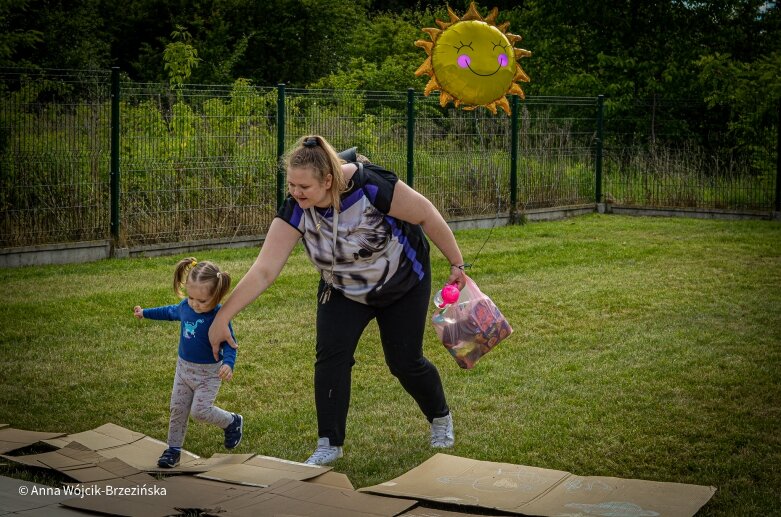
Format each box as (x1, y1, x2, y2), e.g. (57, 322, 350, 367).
(134, 257, 243, 468)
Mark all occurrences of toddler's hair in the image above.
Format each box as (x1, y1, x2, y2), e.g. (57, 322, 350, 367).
(173, 257, 231, 310)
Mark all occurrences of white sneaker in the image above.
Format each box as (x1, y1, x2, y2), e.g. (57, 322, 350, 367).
(304, 437, 343, 465)
(430, 413, 455, 448)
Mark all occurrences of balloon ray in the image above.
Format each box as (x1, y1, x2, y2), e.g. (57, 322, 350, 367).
(415, 40, 434, 54)
(485, 8, 499, 25)
(513, 67, 531, 83)
(423, 27, 442, 42)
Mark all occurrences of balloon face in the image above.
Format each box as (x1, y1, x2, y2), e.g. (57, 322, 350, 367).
(415, 2, 532, 115)
(431, 20, 516, 106)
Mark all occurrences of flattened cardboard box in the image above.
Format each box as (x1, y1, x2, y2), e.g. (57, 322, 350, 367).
(61, 474, 264, 517)
(2, 442, 144, 484)
(205, 478, 417, 517)
(148, 452, 255, 474)
(0, 475, 75, 515)
(401, 507, 507, 517)
(42, 423, 198, 470)
(360, 453, 716, 517)
(0, 426, 65, 454)
(196, 454, 332, 487)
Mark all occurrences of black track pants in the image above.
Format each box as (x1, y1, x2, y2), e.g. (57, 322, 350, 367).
(314, 275, 449, 446)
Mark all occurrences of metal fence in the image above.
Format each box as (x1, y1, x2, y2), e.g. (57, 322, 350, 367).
(0, 69, 112, 247)
(1, 68, 778, 250)
(602, 96, 779, 210)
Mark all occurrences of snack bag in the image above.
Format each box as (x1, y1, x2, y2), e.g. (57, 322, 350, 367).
(431, 275, 513, 369)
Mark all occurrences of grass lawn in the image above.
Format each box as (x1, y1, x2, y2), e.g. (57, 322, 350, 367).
(1, 214, 779, 515)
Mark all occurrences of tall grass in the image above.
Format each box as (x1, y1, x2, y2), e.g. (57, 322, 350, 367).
(1, 214, 779, 515)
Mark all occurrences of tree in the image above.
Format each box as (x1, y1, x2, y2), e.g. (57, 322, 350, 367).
(164, 25, 201, 91)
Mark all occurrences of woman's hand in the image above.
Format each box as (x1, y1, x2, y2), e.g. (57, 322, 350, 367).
(209, 319, 237, 361)
(133, 306, 144, 319)
(446, 265, 467, 290)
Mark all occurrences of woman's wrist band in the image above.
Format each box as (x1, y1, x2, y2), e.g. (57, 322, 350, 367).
(450, 263, 470, 270)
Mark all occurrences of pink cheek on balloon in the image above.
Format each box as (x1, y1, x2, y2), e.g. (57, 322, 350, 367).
(498, 54, 509, 67)
(457, 54, 471, 68)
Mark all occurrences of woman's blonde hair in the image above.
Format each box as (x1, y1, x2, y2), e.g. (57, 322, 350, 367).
(173, 257, 231, 311)
(285, 135, 348, 212)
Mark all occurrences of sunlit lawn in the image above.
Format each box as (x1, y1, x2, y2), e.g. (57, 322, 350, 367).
(1, 214, 779, 515)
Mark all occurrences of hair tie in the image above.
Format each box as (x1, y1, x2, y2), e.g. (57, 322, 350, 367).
(190, 259, 197, 267)
(216, 272, 222, 278)
(303, 137, 318, 148)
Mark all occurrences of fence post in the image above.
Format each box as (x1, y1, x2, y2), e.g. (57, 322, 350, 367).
(110, 67, 120, 244)
(510, 94, 519, 223)
(775, 98, 780, 215)
(407, 88, 415, 187)
(276, 83, 286, 210)
(595, 94, 605, 206)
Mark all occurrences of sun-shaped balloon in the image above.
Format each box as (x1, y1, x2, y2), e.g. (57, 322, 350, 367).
(415, 2, 531, 115)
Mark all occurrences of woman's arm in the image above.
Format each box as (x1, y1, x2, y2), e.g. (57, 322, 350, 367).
(208, 218, 301, 358)
(387, 180, 466, 289)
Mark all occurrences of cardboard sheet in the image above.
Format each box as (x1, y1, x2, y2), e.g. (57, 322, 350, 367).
(520, 474, 718, 517)
(205, 478, 417, 517)
(196, 454, 331, 487)
(401, 507, 507, 517)
(61, 494, 179, 517)
(61, 474, 264, 517)
(309, 470, 355, 490)
(12, 506, 89, 516)
(148, 452, 255, 474)
(3, 442, 147, 483)
(41, 423, 198, 470)
(0, 475, 74, 515)
(0, 427, 66, 454)
(360, 453, 716, 517)
(43, 423, 144, 451)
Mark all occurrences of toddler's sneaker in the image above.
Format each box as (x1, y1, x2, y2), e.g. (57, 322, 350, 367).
(157, 447, 181, 468)
(430, 412, 455, 448)
(224, 413, 243, 449)
(304, 437, 343, 465)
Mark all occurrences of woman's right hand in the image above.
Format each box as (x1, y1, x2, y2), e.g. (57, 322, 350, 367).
(209, 318, 237, 361)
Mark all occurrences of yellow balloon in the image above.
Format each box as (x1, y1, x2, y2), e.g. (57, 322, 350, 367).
(415, 2, 532, 115)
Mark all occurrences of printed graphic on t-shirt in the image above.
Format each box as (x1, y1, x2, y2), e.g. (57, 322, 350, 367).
(183, 318, 205, 339)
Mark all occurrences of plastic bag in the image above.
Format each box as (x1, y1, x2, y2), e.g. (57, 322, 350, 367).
(431, 275, 513, 369)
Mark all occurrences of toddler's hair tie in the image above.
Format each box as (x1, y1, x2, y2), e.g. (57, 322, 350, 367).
(303, 137, 318, 148)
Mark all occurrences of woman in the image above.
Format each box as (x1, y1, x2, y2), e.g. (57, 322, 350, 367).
(208, 135, 467, 465)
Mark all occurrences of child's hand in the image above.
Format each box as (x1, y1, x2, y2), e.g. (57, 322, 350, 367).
(219, 364, 234, 382)
(133, 306, 144, 319)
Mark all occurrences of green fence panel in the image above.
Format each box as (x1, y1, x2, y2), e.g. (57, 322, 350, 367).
(1, 69, 778, 251)
(118, 80, 278, 246)
(516, 96, 597, 210)
(0, 68, 112, 248)
(602, 96, 777, 211)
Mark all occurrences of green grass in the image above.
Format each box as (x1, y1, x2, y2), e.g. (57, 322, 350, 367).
(1, 214, 780, 515)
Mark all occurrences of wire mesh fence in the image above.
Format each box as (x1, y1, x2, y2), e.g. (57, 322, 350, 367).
(518, 96, 597, 209)
(120, 80, 277, 246)
(602, 97, 778, 210)
(0, 68, 112, 247)
(414, 97, 513, 219)
(0, 69, 778, 250)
